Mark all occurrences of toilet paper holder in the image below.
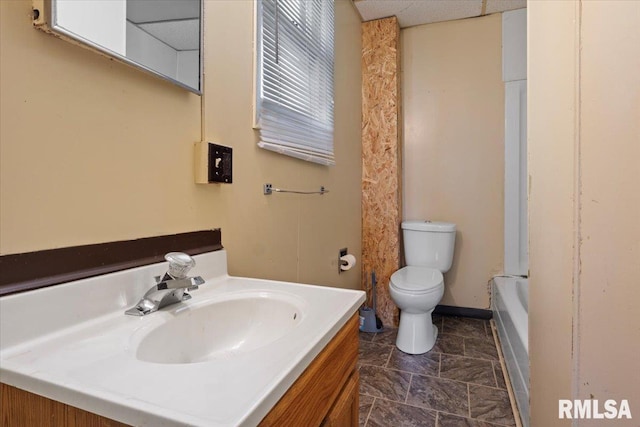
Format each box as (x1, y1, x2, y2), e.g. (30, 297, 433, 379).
(339, 248, 356, 274)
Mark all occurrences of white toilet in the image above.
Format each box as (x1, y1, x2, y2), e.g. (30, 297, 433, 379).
(390, 220, 456, 354)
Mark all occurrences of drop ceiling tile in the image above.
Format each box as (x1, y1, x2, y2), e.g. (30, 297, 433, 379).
(354, 0, 526, 28)
(138, 19, 199, 51)
(403, 0, 482, 27)
(355, 0, 483, 28)
(127, 0, 200, 24)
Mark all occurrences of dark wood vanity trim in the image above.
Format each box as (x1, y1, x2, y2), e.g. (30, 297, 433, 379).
(0, 229, 222, 297)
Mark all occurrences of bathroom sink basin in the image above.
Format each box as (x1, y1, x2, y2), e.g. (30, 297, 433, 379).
(1, 250, 366, 426)
(135, 291, 304, 364)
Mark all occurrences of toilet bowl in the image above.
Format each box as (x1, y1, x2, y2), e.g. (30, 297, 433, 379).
(390, 266, 444, 354)
(389, 220, 456, 354)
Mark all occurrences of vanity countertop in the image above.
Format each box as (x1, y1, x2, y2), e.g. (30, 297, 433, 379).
(0, 250, 365, 426)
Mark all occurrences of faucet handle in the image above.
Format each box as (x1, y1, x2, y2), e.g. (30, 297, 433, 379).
(186, 276, 205, 291)
(164, 252, 196, 279)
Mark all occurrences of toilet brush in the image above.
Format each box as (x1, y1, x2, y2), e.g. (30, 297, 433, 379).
(359, 270, 384, 333)
(371, 271, 383, 330)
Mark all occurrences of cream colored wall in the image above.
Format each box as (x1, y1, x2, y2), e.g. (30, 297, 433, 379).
(402, 14, 504, 309)
(201, 0, 362, 288)
(577, 2, 640, 419)
(528, 2, 577, 424)
(0, 0, 362, 290)
(529, 1, 640, 425)
(0, 1, 203, 252)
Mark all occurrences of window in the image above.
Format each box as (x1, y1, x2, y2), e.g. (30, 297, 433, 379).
(255, 0, 335, 166)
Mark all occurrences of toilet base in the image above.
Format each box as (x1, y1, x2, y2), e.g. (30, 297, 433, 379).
(395, 311, 438, 354)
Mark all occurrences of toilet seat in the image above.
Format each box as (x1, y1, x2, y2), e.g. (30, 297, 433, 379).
(390, 266, 443, 294)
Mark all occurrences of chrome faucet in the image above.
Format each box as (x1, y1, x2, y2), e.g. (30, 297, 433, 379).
(125, 252, 205, 316)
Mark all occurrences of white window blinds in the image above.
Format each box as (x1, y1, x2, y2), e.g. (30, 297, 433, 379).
(256, 0, 335, 166)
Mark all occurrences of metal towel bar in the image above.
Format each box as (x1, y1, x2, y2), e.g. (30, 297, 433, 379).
(263, 183, 328, 195)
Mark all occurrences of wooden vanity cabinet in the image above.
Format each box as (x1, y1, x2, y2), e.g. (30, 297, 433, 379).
(0, 384, 129, 427)
(321, 369, 359, 427)
(1, 314, 360, 427)
(259, 313, 360, 427)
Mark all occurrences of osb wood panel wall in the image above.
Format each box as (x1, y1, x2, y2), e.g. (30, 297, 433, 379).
(361, 17, 402, 327)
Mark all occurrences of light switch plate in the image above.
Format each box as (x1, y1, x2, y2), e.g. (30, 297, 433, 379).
(195, 141, 232, 184)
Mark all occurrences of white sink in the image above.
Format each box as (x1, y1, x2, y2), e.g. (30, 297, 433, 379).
(135, 291, 304, 364)
(0, 250, 365, 427)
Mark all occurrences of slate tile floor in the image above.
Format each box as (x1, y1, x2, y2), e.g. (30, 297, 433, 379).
(359, 315, 516, 427)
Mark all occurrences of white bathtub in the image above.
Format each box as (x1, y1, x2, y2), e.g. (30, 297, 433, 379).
(492, 277, 529, 427)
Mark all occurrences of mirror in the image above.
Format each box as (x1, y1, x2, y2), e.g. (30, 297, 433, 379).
(48, 0, 202, 94)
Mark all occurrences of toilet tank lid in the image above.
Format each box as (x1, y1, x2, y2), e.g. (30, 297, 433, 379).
(402, 220, 456, 232)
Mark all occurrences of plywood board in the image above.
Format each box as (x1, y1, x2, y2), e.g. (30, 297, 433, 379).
(361, 17, 402, 327)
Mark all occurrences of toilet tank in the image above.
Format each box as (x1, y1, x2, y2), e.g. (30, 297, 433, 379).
(402, 221, 456, 272)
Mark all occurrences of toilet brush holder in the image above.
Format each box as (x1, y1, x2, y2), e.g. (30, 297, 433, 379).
(360, 307, 383, 333)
